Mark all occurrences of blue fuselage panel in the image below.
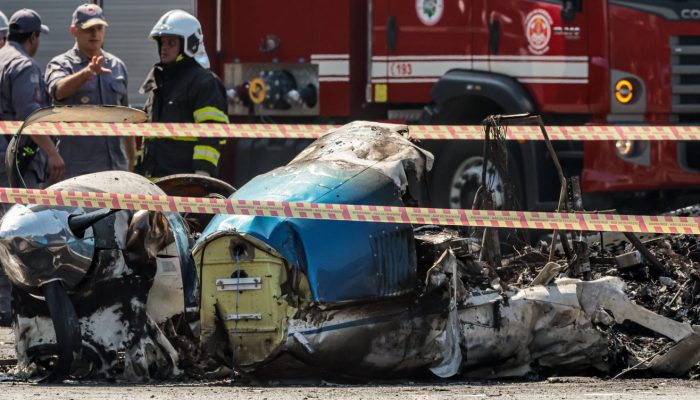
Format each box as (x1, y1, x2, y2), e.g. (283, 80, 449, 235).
(199, 161, 417, 303)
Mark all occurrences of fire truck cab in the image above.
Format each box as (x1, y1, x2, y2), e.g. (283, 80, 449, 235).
(199, 0, 700, 212)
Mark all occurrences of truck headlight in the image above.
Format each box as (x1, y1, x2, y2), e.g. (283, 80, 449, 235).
(615, 140, 636, 156)
(615, 140, 648, 162)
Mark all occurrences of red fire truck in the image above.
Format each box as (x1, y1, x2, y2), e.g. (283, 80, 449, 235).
(196, 0, 700, 212)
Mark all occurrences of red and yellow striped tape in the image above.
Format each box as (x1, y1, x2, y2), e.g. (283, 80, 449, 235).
(1, 187, 697, 234)
(0, 121, 699, 141)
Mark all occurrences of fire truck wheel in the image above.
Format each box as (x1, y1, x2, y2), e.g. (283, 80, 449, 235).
(429, 143, 485, 209)
(448, 156, 505, 210)
(429, 142, 525, 211)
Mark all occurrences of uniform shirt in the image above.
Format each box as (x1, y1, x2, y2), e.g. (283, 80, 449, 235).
(45, 45, 129, 179)
(0, 41, 49, 186)
(140, 56, 228, 178)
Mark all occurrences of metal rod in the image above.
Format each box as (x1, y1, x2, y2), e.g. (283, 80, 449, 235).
(624, 232, 667, 275)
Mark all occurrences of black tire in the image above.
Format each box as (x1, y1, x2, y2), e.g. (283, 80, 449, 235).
(425, 96, 508, 209)
(41, 281, 81, 382)
(428, 139, 530, 244)
(429, 141, 484, 209)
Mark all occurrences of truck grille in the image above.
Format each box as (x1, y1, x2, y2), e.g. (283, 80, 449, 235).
(679, 141, 700, 172)
(671, 36, 700, 171)
(671, 36, 700, 123)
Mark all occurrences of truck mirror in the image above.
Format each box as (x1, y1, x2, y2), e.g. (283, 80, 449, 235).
(561, 0, 582, 21)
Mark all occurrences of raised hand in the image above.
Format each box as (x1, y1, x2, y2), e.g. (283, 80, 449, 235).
(87, 55, 112, 75)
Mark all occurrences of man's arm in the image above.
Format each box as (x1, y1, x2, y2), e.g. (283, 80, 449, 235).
(30, 135, 65, 182)
(48, 56, 112, 102)
(123, 137, 136, 171)
(117, 62, 135, 170)
(14, 65, 65, 182)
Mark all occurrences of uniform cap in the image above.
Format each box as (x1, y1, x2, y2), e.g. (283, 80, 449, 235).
(9, 9, 49, 34)
(72, 3, 108, 29)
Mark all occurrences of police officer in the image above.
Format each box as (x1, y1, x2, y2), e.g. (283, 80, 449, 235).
(0, 9, 64, 188)
(45, 3, 135, 179)
(139, 10, 228, 179)
(0, 11, 8, 48)
(0, 9, 64, 326)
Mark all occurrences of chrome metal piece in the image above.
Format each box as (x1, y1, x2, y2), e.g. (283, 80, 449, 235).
(293, 332, 315, 354)
(0, 204, 94, 293)
(224, 313, 262, 321)
(216, 277, 262, 291)
(615, 250, 644, 269)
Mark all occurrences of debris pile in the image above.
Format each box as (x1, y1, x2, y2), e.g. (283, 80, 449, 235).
(501, 233, 700, 329)
(412, 114, 700, 380)
(605, 235, 700, 325)
(413, 223, 700, 379)
(597, 234, 700, 377)
(1, 116, 700, 382)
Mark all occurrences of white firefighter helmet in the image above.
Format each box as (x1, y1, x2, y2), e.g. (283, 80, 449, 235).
(149, 9, 210, 69)
(0, 11, 9, 36)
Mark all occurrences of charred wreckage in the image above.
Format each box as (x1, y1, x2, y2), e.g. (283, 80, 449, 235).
(0, 106, 699, 382)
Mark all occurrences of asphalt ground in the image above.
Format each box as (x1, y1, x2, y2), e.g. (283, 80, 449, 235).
(0, 327, 699, 400)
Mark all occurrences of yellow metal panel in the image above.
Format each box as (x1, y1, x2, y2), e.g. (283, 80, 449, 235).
(196, 236, 291, 368)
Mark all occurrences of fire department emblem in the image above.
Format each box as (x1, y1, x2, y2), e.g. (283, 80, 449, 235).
(525, 9, 553, 55)
(416, 0, 444, 26)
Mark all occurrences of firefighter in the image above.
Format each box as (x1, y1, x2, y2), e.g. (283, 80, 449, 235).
(138, 10, 228, 179)
(44, 3, 135, 180)
(0, 11, 8, 47)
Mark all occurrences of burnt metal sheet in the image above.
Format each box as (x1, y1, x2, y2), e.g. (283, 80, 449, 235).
(4, 171, 194, 381)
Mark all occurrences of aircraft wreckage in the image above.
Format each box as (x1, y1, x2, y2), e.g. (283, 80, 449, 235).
(0, 108, 699, 382)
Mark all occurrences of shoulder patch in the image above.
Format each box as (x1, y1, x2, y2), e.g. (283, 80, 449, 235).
(33, 87, 43, 103)
(30, 73, 40, 84)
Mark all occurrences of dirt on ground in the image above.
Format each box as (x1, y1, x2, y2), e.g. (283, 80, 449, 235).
(0, 374, 699, 399)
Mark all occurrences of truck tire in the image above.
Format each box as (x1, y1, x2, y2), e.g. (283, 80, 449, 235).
(430, 142, 497, 209)
(429, 140, 530, 248)
(429, 139, 525, 211)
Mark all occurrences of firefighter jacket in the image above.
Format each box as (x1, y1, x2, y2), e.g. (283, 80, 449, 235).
(139, 56, 228, 178)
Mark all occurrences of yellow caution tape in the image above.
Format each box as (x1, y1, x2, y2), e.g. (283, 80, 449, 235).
(1, 187, 697, 234)
(0, 121, 698, 141)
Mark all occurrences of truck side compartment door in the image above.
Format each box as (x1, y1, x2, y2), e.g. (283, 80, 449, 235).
(483, 0, 591, 113)
(370, 0, 472, 106)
